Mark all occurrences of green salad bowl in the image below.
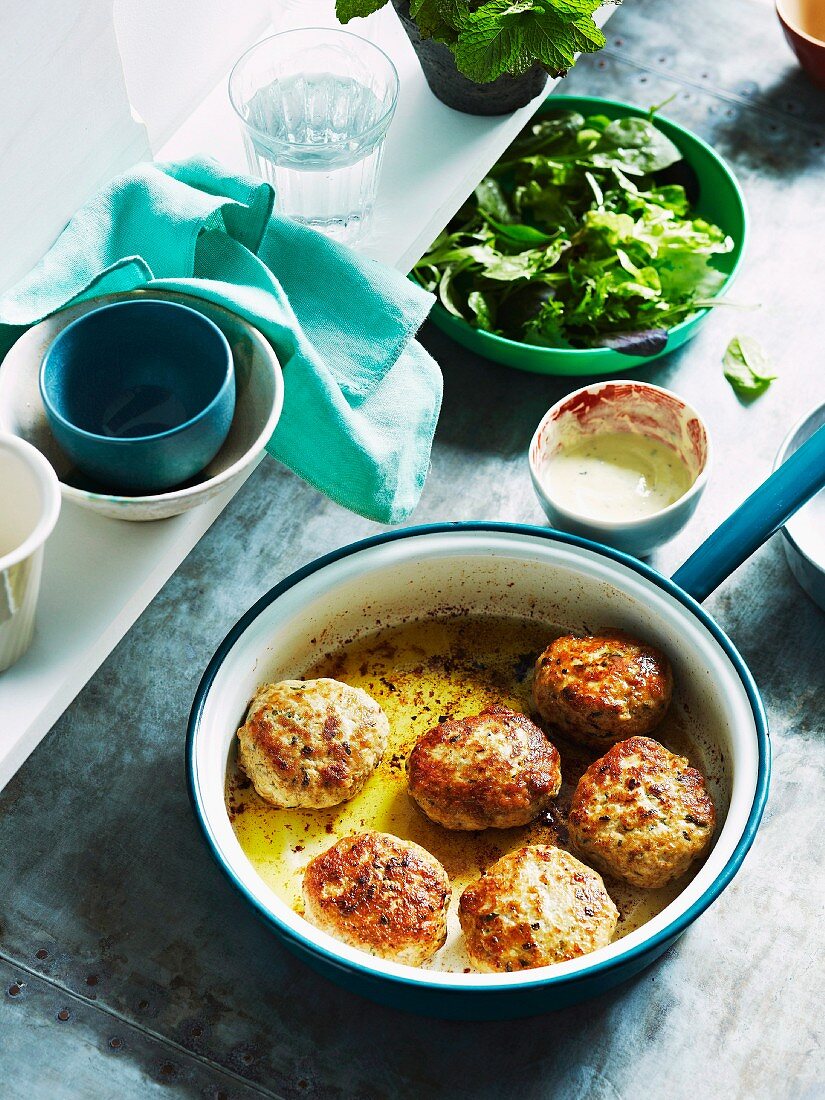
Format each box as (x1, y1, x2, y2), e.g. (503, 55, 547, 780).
(423, 94, 748, 376)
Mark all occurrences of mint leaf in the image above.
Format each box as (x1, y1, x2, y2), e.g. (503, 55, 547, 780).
(520, 10, 583, 74)
(454, 1, 536, 82)
(335, 0, 387, 21)
(525, 2, 605, 71)
(542, 0, 602, 16)
(570, 14, 606, 48)
(410, 0, 459, 39)
(441, 0, 606, 81)
(412, 0, 467, 31)
(723, 335, 777, 398)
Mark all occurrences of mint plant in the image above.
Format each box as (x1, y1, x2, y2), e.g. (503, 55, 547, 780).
(335, 0, 609, 83)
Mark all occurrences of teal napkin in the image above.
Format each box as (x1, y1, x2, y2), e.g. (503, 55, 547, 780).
(0, 158, 442, 523)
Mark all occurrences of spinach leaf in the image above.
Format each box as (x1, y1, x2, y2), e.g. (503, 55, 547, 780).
(484, 216, 558, 245)
(723, 335, 777, 398)
(474, 178, 514, 222)
(598, 118, 683, 174)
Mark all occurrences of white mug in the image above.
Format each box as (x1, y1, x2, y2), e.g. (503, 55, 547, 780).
(0, 434, 61, 672)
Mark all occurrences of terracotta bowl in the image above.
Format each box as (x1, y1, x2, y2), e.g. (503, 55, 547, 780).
(776, 0, 825, 88)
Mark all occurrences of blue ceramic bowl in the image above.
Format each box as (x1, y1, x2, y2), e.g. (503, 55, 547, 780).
(40, 300, 235, 494)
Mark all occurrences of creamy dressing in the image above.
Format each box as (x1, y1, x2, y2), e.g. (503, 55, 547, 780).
(544, 431, 693, 521)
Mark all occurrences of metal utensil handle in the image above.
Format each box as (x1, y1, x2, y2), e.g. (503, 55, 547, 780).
(672, 423, 825, 603)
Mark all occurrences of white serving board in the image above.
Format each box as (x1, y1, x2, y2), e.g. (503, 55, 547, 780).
(0, 5, 615, 788)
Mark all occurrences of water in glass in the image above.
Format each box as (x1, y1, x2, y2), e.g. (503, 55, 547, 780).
(230, 31, 398, 245)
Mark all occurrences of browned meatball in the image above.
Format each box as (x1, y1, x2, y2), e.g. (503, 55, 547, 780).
(459, 845, 618, 972)
(237, 678, 388, 808)
(302, 832, 450, 966)
(532, 631, 673, 748)
(406, 705, 562, 831)
(568, 736, 716, 889)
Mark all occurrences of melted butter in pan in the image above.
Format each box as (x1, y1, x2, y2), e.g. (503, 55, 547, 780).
(226, 615, 703, 970)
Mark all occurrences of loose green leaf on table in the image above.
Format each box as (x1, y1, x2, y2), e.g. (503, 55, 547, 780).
(723, 335, 777, 398)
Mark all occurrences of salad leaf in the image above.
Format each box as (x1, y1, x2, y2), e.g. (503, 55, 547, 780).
(594, 329, 669, 356)
(485, 216, 558, 245)
(723, 335, 776, 398)
(597, 118, 683, 174)
(467, 290, 496, 330)
(413, 109, 734, 352)
(474, 178, 515, 222)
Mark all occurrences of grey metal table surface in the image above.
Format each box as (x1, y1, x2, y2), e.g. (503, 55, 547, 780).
(2, 0, 824, 1096)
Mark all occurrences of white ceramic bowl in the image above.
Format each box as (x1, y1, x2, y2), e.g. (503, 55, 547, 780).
(774, 402, 825, 611)
(0, 290, 283, 521)
(187, 524, 768, 1019)
(529, 380, 711, 558)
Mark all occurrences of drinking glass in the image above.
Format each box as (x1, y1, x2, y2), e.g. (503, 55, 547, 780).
(229, 29, 399, 245)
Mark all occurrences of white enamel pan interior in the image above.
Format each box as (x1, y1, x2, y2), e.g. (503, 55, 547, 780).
(188, 524, 770, 996)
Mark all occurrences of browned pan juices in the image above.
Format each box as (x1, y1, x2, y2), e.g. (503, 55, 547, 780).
(226, 615, 706, 971)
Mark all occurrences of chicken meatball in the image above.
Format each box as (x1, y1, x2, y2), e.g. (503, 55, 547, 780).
(302, 832, 450, 966)
(406, 705, 562, 831)
(568, 736, 716, 889)
(459, 845, 618, 972)
(532, 631, 673, 747)
(237, 678, 388, 809)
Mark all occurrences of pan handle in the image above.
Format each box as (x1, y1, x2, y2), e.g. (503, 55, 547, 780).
(672, 423, 825, 603)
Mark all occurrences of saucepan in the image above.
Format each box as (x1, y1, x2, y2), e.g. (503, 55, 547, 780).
(187, 425, 824, 1020)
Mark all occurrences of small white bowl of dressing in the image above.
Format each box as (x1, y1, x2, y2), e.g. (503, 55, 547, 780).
(529, 380, 711, 558)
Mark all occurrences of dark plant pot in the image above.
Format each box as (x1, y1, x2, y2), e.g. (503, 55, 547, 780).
(391, 0, 549, 116)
